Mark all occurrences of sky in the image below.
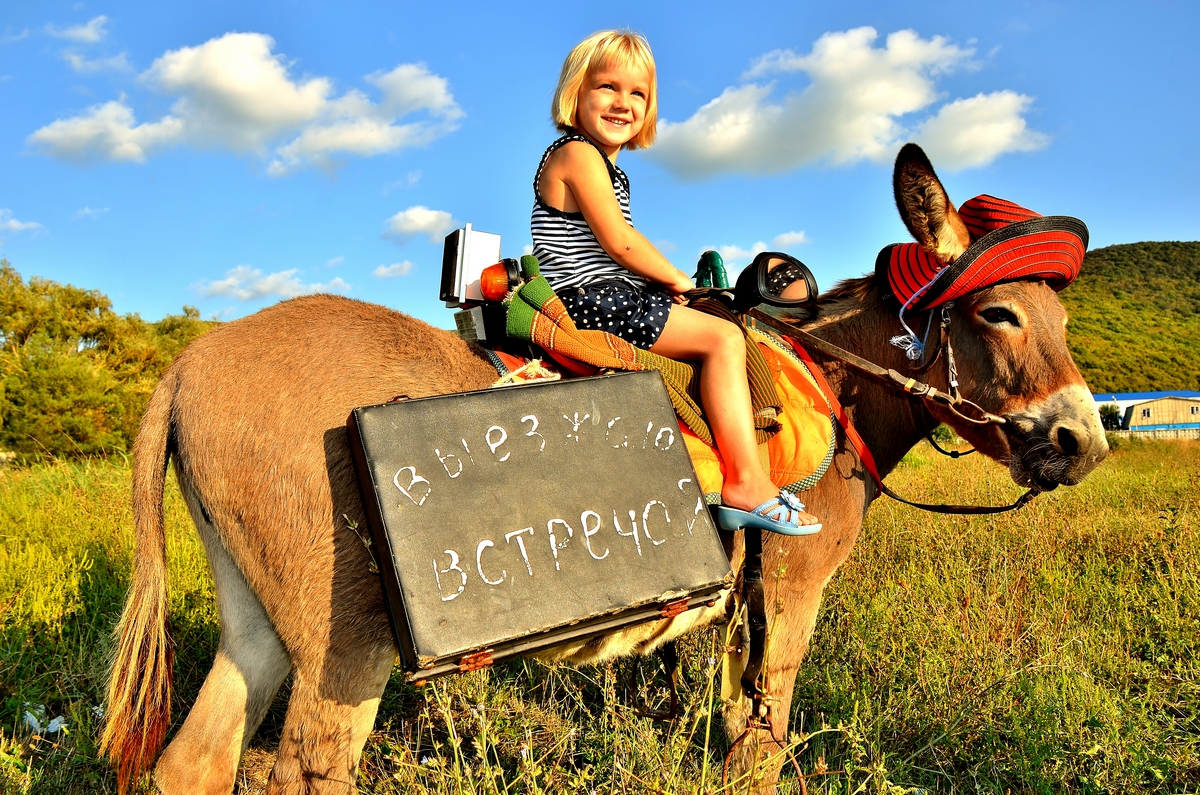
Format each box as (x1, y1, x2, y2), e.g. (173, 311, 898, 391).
(1, 1, 1198, 329)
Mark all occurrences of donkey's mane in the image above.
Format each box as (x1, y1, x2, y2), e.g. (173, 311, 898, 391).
(816, 275, 877, 306)
(775, 274, 879, 327)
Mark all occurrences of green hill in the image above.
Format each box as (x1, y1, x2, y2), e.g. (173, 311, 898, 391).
(1061, 241, 1200, 393)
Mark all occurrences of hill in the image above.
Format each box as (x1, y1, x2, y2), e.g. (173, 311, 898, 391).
(1061, 241, 1200, 392)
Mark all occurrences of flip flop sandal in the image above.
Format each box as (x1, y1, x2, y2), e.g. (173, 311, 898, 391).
(712, 490, 822, 536)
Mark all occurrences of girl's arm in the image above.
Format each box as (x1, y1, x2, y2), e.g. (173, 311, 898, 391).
(548, 142, 694, 293)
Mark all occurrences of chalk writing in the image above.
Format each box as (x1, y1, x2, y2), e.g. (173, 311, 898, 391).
(485, 426, 510, 461)
(581, 510, 608, 559)
(563, 412, 591, 442)
(429, 496, 695, 598)
(394, 466, 430, 506)
(504, 527, 534, 576)
(436, 448, 462, 478)
(607, 417, 627, 448)
(432, 550, 466, 601)
(547, 518, 574, 571)
(641, 500, 669, 546)
(476, 539, 505, 585)
(521, 415, 546, 451)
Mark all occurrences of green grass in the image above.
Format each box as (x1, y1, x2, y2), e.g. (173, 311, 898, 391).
(1, 440, 1197, 793)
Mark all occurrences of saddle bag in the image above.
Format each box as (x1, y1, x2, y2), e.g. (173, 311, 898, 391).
(346, 370, 732, 680)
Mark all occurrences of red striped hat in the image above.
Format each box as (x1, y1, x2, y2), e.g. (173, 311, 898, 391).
(877, 195, 1089, 311)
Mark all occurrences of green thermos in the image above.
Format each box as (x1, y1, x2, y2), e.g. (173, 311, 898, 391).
(694, 250, 729, 289)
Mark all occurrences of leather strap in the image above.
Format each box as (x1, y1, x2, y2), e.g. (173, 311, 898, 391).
(779, 326, 1042, 515)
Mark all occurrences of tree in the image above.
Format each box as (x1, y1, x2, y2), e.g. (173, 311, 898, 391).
(1099, 403, 1123, 431)
(0, 260, 217, 459)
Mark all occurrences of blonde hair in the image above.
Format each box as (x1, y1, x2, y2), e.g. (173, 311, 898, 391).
(551, 30, 658, 150)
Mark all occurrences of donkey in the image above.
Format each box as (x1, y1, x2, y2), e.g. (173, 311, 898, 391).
(101, 145, 1108, 794)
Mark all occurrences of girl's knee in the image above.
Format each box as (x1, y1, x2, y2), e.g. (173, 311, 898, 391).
(713, 321, 744, 353)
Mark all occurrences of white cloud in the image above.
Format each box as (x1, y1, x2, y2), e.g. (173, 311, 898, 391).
(703, 231, 809, 265)
(2, 29, 30, 45)
(374, 261, 414, 278)
(521, 244, 534, 256)
(46, 16, 108, 44)
(0, 209, 43, 233)
(196, 265, 350, 301)
(915, 91, 1050, 171)
(383, 169, 423, 194)
(650, 27, 1043, 178)
(772, 231, 809, 248)
(74, 206, 110, 219)
(325, 255, 345, 267)
(28, 32, 462, 174)
(28, 99, 185, 163)
(709, 242, 769, 264)
(384, 205, 455, 243)
(63, 50, 132, 74)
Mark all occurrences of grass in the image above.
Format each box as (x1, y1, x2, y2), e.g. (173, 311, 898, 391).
(0, 439, 1197, 793)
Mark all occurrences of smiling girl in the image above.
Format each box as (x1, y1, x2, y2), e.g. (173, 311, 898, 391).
(531, 30, 819, 535)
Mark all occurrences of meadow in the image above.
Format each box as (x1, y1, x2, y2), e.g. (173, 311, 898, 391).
(1, 438, 1197, 794)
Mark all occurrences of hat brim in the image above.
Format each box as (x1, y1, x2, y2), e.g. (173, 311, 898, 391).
(892, 216, 1088, 312)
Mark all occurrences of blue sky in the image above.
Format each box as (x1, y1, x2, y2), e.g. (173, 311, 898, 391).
(2, 1, 1197, 328)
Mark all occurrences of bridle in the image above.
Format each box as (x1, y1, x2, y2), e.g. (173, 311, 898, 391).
(744, 306, 1043, 515)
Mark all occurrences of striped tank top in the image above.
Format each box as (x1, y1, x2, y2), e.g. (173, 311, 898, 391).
(530, 133, 647, 293)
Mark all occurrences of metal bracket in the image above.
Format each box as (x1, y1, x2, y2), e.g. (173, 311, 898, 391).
(458, 649, 494, 672)
(660, 597, 690, 618)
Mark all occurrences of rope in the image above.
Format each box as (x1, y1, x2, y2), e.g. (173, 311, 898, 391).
(489, 358, 561, 387)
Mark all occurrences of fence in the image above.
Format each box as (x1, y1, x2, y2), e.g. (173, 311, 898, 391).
(1107, 428, 1200, 441)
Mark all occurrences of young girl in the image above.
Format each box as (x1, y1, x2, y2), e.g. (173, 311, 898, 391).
(531, 30, 819, 535)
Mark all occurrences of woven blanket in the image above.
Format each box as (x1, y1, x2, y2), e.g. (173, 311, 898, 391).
(504, 255, 781, 447)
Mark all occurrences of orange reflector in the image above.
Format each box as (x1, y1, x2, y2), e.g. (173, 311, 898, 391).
(480, 262, 512, 301)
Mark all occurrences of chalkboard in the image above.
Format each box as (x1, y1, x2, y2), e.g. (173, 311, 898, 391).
(347, 370, 732, 679)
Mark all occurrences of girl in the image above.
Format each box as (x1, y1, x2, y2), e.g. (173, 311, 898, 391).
(531, 30, 819, 535)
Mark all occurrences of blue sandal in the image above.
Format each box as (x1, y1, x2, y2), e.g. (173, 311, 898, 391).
(712, 490, 822, 536)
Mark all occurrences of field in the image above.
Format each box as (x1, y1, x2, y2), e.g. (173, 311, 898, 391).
(1, 439, 1197, 794)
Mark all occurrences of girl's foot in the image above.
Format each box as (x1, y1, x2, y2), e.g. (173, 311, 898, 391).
(722, 477, 820, 527)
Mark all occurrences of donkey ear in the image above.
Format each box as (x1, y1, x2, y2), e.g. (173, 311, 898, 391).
(893, 143, 971, 263)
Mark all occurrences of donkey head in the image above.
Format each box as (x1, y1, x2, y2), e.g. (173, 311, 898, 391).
(892, 143, 1108, 489)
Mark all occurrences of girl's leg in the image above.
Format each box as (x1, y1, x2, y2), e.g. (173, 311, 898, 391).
(650, 305, 818, 524)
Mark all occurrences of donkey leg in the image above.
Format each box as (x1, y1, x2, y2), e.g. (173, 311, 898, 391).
(264, 641, 395, 795)
(724, 573, 832, 794)
(155, 498, 292, 795)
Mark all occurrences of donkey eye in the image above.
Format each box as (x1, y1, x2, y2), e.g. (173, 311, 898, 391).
(980, 307, 1020, 326)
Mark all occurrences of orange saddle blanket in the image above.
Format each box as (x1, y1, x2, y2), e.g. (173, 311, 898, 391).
(681, 329, 834, 504)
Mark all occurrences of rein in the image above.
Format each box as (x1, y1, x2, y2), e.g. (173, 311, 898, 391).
(745, 307, 1042, 515)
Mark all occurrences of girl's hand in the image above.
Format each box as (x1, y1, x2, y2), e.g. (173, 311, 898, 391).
(666, 273, 694, 304)
(666, 273, 695, 295)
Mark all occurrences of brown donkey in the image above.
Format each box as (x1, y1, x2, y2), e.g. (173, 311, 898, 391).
(102, 146, 1108, 793)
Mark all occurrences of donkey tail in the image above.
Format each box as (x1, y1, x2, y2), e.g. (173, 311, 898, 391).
(100, 365, 179, 794)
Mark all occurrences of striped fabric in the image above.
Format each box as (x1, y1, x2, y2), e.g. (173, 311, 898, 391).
(531, 133, 646, 293)
(957, 194, 1040, 239)
(877, 195, 1088, 311)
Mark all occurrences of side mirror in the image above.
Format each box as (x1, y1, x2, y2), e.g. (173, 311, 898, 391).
(732, 252, 818, 311)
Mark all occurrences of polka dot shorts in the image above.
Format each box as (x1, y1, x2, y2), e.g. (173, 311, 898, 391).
(561, 280, 673, 348)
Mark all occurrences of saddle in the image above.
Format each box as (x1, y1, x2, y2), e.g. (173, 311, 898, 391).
(492, 256, 835, 500)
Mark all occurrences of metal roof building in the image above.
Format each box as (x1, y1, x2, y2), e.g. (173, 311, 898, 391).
(1091, 390, 1200, 415)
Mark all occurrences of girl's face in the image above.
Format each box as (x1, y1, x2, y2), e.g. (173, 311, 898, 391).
(575, 62, 650, 157)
